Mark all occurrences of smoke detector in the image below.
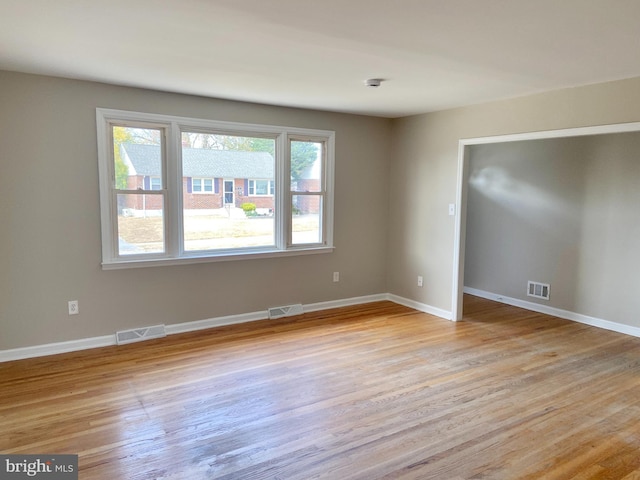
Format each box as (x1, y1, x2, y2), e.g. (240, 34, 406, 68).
(364, 78, 383, 88)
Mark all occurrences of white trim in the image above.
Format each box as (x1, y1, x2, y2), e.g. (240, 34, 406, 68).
(459, 122, 640, 145)
(451, 142, 468, 321)
(0, 335, 116, 363)
(287, 135, 334, 249)
(464, 287, 640, 338)
(304, 294, 389, 312)
(248, 179, 274, 197)
(192, 177, 215, 194)
(453, 121, 640, 321)
(96, 108, 336, 268)
(387, 294, 453, 320)
(223, 178, 235, 204)
(165, 311, 267, 335)
(149, 176, 162, 190)
(6, 288, 639, 362)
(1, 293, 443, 362)
(101, 245, 335, 269)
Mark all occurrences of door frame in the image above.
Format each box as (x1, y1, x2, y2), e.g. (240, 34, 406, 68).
(223, 178, 235, 206)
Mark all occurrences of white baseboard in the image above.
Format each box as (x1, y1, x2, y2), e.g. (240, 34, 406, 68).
(164, 311, 267, 335)
(387, 294, 453, 321)
(304, 293, 389, 313)
(464, 286, 640, 338)
(0, 335, 117, 363)
(1, 293, 445, 363)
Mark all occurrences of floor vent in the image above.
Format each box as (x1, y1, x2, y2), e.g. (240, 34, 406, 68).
(527, 281, 550, 300)
(268, 304, 304, 319)
(116, 325, 166, 345)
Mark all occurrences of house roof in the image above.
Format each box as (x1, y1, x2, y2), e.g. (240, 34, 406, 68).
(121, 143, 274, 179)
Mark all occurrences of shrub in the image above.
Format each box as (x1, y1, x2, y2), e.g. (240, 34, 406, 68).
(241, 202, 257, 215)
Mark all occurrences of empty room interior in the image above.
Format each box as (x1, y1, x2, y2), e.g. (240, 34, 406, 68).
(2, 1, 640, 478)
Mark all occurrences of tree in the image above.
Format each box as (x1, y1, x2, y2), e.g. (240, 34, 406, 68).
(113, 126, 162, 189)
(290, 141, 319, 180)
(178, 132, 317, 180)
(113, 126, 133, 189)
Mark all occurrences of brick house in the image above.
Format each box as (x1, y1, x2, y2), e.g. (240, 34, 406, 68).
(120, 143, 275, 214)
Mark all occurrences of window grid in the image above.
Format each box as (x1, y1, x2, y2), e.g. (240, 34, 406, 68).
(97, 108, 334, 268)
(193, 178, 214, 193)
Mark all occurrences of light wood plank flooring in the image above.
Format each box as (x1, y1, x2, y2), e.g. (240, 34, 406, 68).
(2, 295, 640, 479)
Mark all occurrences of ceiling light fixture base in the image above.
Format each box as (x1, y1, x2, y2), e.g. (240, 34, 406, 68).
(364, 78, 384, 88)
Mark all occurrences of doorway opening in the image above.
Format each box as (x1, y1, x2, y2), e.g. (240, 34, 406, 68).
(452, 121, 640, 321)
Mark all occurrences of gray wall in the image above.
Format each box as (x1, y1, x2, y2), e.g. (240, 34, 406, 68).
(464, 133, 640, 327)
(0, 71, 391, 350)
(465, 138, 586, 310)
(388, 76, 640, 326)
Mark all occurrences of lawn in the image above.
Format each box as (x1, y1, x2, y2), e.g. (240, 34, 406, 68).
(118, 213, 319, 252)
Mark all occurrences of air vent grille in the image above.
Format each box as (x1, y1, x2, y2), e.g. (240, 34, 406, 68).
(116, 325, 166, 345)
(527, 281, 550, 300)
(268, 304, 303, 319)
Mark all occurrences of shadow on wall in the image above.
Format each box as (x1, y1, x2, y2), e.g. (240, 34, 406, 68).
(468, 165, 576, 238)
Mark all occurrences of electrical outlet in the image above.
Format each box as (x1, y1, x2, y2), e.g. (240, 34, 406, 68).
(68, 300, 79, 315)
(417, 276, 423, 287)
(333, 272, 340, 282)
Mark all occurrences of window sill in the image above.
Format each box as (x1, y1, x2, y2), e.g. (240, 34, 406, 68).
(101, 246, 335, 270)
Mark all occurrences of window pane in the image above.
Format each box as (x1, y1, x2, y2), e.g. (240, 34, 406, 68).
(291, 141, 322, 192)
(292, 195, 322, 245)
(150, 177, 162, 190)
(113, 126, 162, 191)
(181, 132, 276, 251)
(255, 180, 269, 195)
(117, 193, 164, 255)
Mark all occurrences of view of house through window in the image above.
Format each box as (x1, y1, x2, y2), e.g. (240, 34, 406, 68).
(98, 109, 334, 266)
(180, 132, 277, 251)
(291, 140, 323, 245)
(113, 126, 165, 255)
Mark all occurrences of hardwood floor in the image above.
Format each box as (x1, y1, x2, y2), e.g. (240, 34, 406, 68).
(2, 295, 640, 479)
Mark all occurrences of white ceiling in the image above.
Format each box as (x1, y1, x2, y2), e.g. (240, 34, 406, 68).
(2, 0, 640, 118)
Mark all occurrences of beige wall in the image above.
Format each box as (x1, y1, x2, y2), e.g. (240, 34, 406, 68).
(388, 76, 640, 320)
(464, 133, 640, 327)
(577, 133, 640, 325)
(0, 71, 391, 350)
(5, 69, 640, 351)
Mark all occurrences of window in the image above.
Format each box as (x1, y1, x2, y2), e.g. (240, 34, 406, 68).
(149, 176, 162, 191)
(290, 139, 325, 245)
(248, 179, 274, 196)
(192, 178, 214, 193)
(96, 109, 334, 268)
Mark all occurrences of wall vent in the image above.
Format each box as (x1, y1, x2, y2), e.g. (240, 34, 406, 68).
(268, 304, 304, 319)
(116, 325, 166, 345)
(527, 281, 550, 300)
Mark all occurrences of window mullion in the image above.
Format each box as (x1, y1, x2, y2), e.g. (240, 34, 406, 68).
(276, 133, 288, 250)
(166, 123, 182, 257)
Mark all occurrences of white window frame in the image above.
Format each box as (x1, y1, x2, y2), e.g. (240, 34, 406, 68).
(248, 179, 274, 197)
(149, 176, 162, 191)
(96, 108, 335, 269)
(192, 177, 214, 194)
(287, 136, 329, 247)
